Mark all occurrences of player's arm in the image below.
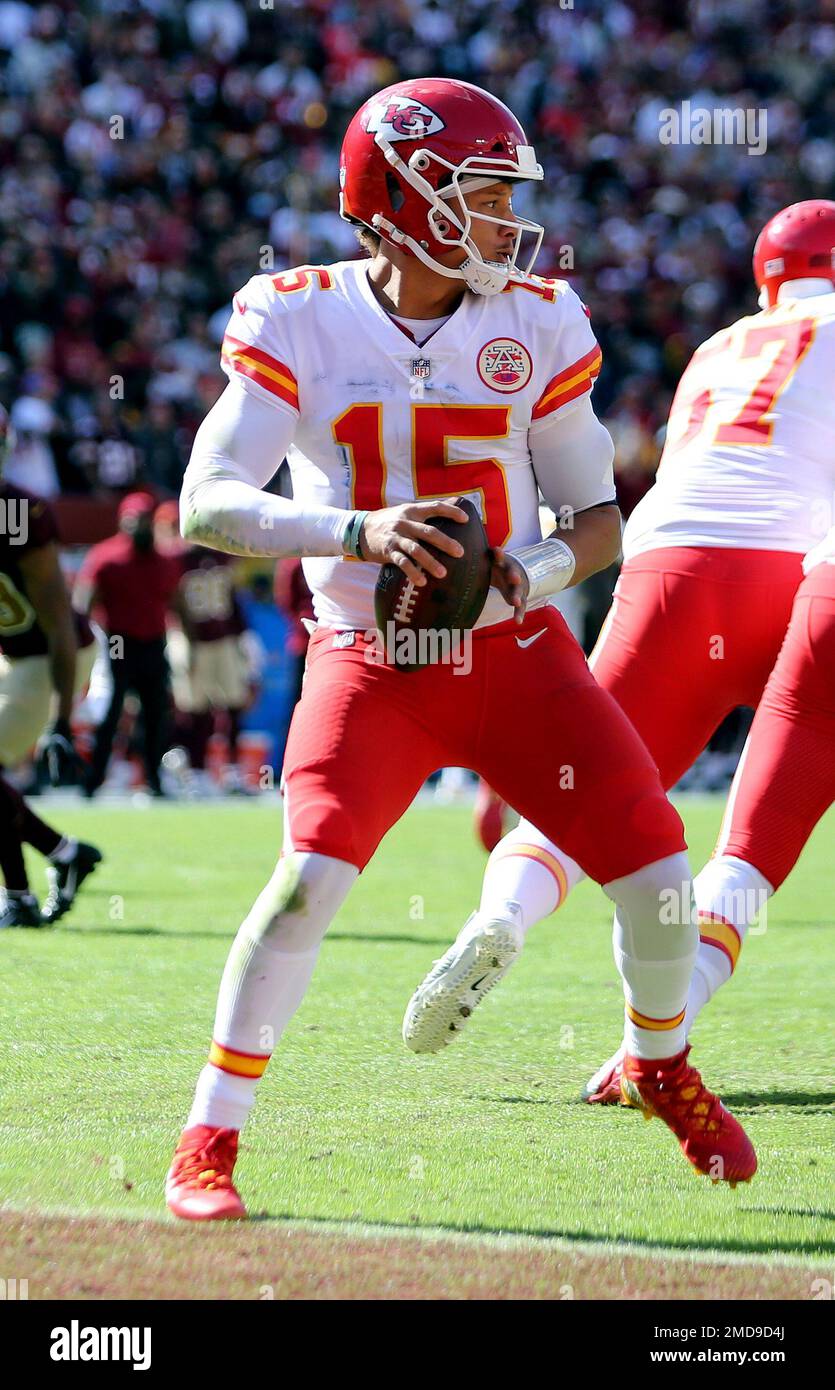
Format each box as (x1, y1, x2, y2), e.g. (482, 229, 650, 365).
(72, 567, 99, 620)
(181, 382, 467, 583)
(492, 396, 621, 621)
(18, 541, 78, 723)
(168, 585, 198, 643)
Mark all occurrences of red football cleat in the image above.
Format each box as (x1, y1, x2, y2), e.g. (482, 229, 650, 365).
(165, 1124, 247, 1220)
(621, 1047, 757, 1187)
(580, 1046, 634, 1105)
(474, 780, 508, 853)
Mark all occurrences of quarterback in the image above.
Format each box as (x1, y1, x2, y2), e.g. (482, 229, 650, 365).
(166, 78, 755, 1220)
(405, 201, 835, 1100)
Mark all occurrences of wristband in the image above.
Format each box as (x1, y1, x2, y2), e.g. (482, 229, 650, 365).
(342, 510, 368, 559)
(510, 536, 576, 601)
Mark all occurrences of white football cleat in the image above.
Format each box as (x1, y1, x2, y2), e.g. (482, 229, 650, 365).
(402, 906, 523, 1053)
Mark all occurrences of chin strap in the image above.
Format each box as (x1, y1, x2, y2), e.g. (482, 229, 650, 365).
(459, 257, 513, 297)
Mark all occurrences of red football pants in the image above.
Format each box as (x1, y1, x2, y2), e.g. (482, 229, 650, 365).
(589, 547, 804, 788)
(715, 562, 835, 888)
(283, 606, 684, 882)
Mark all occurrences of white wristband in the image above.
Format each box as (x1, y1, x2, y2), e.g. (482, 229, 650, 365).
(511, 536, 576, 601)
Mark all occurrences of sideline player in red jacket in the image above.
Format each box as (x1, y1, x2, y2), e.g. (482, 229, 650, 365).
(165, 79, 756, 1220)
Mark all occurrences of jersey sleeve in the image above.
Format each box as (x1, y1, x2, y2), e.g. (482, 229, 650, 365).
(529, 394, 617, 516)
(530, 286, 602, 428)
(220, 275, 300, 416)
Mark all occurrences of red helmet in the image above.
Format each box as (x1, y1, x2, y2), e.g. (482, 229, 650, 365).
(339, 78, 544, 296)
(753, 200, 835, 307)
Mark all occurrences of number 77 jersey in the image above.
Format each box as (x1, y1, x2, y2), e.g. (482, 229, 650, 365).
(623, 291, 835, 560)
(220, 259, 606, 630)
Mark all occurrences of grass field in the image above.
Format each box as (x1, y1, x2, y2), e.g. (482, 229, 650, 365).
(1, 794, 833, 1299)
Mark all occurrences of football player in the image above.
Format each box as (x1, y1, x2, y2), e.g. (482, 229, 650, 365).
(696, 521, 835, 961)
(157, 501, 256, 792)
(166, 78, 756, 1220)
(0, 407, 102, 927)
(404, 201, 835, 1100)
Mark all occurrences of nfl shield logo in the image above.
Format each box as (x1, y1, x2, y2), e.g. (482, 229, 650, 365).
(411, 358, 432, 379)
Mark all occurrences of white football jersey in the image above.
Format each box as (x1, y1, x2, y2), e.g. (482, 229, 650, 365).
(219, 259, 607, 629)
(623, 292, 835, 560)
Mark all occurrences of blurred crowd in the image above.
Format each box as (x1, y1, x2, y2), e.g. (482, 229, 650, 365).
(1, 0, 833, 506)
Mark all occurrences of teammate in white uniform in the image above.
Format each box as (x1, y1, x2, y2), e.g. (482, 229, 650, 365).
(165, 78, 757, 1219)
(405, 201, 835, 1099)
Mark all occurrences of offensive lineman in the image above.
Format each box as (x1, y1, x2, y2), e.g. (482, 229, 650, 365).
(404, 201, 835, 1100)
(166, 79, 755, 1220)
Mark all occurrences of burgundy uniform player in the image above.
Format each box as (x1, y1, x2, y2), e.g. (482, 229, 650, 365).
(0, 409, 102, 927)
(166, 540, 254, 784)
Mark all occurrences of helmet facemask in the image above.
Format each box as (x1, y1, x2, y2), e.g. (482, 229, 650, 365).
(369, 136, 544, 296)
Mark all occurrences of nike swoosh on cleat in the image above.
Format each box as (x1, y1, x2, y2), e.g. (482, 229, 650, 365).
(515, 629, 546, 649)
(470, 974, 490, 990)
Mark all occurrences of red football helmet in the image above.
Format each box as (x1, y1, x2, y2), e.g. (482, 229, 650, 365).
(753, 200, 835, 307)
(339, 78, 544, 296)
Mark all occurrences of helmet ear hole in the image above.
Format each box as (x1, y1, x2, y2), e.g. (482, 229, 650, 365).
(435, 218, 451, 237)
(385, 172, 405, 213)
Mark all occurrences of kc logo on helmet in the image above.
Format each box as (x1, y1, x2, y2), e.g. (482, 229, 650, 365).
(477, 338, 533, 393)
(364, 96, 446, 142)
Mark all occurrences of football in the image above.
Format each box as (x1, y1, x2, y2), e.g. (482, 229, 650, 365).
(374, 496, 492, 669)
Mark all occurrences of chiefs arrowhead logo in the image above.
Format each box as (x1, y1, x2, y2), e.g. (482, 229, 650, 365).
(363, 96, 445, 143)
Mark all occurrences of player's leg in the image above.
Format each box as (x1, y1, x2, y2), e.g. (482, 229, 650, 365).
(407, 608, 755, 1182)
(405, 553, 737, 1051)
(167, 631, 448, 1219)
(84, 640, 130, 795)
(473, 777, 508, 852)
(0, 774, 42, 926)
(0, 645, 101, 925)
(214, 637, 250, 792)
(481, 549, 802, 937)
(490, 612, 754, 1181)
(134, 638, 170, 795)
(687, 563, 835, 1031)
(0, 773, 101, 926)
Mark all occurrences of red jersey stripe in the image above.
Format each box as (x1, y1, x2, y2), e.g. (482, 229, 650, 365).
(532, 345, 602, 419)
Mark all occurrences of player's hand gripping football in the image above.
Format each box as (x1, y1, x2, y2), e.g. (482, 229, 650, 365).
(359, 501, 470, 586)
(487, 547, 528, 624)
(360, 501, 528, 621)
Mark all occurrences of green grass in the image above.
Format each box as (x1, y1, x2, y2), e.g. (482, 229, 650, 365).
(0, 794, 833, 1295)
